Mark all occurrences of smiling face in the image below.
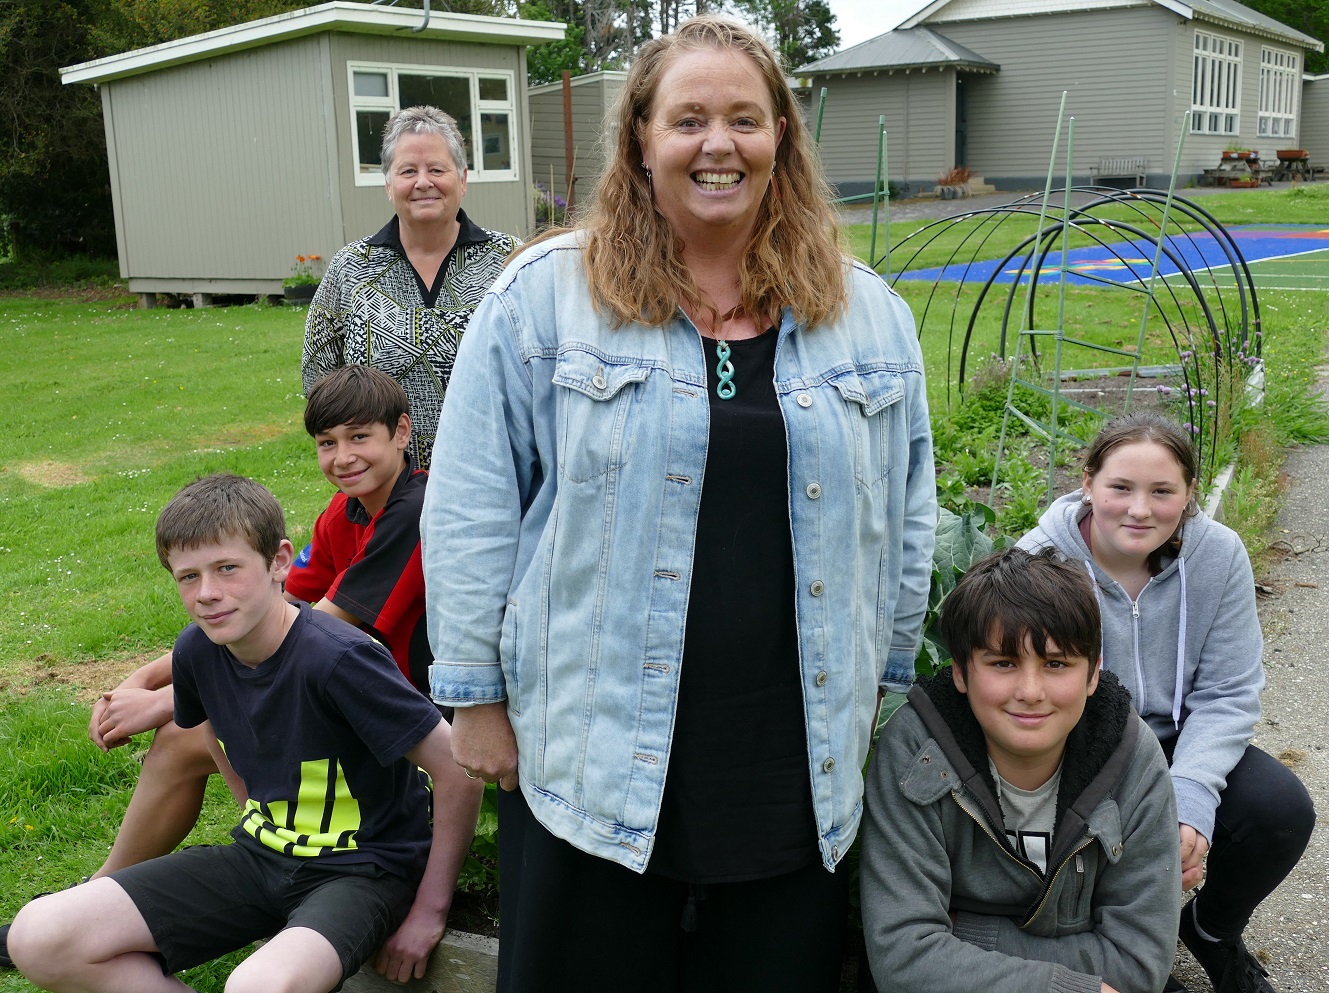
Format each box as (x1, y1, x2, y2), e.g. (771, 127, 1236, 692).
(168, 535, 294, 666)
(638, 46, 785, 251)
(385, 131, 467, 232)
(953, 632, 1099, 790)
(314, 415, 410, 518)
(1083, 440, 1196, 571)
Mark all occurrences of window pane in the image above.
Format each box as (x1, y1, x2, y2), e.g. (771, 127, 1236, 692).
(356, 110, 391, 173)
(353, 71, 389, 98)
(480, 112, 511, 171)
(479, 77, 508, 102)
(399, 73, 474, 168)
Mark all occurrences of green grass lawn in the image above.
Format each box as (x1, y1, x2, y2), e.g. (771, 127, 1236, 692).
(0, 298, 327, 672)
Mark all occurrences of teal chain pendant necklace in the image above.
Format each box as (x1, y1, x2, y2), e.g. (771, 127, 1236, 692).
(711, 305, 741, 401)
(714, 339, 736, 400)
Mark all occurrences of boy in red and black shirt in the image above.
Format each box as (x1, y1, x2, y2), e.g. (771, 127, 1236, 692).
(286, 364, 432, 693)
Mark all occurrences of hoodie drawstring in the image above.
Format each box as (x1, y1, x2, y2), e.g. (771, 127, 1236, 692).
(1173, 556, 1188, 730)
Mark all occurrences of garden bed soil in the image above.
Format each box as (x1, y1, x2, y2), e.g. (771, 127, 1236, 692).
(969, 369, 1183, 515)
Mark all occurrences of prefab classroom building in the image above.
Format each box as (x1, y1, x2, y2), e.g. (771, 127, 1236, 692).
(60, 1, 565, 305)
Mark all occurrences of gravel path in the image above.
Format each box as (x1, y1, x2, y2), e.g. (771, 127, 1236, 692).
(1168, 407, 1329, 993)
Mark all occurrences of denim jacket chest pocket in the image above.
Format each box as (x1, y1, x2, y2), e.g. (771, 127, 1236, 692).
(824, 368, 907, 490)
(551, 348, 652, 484)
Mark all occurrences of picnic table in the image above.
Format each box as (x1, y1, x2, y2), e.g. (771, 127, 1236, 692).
(1273, 151, 1317, 182)
(1203, 152, 1269, 188)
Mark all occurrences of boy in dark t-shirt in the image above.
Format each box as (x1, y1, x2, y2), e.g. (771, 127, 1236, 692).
(7, 474, 482, 993)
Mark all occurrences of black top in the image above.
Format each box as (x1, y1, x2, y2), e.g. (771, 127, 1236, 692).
(649, 329, 817, 883)
(173, 603, 441, 879)
(367, 209, 494, 308)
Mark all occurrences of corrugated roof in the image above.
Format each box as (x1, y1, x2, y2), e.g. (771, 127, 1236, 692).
(898, 0, 1322, 52)
(796, 26, 999, 75)
(62, 1, 566, 85)
(1189, 0, 1323, 51)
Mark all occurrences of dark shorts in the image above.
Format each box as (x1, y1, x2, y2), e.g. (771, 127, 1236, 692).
(112, 842, 418, 985)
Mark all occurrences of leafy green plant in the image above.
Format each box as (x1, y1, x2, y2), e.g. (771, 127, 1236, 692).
(456, 783, 500, 895)
(914, 505, 1009, 677)
(533, 182, 568, 229)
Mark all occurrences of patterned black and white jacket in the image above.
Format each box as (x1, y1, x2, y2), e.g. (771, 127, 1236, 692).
(302, 209, 518, 468)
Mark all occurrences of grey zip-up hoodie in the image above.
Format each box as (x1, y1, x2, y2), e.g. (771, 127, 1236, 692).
(860, 669, 1181, 993)
(1019, 491, 1263, 840)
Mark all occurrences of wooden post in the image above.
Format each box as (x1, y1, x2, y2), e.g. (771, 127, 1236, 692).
(562, 70, 577, 214)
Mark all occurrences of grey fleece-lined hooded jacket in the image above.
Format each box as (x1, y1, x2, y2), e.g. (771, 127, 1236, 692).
(1018, 491, 1263, 840)
(860, 670, 1181, 993)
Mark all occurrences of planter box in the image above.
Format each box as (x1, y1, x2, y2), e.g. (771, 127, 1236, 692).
(284, 282, 319, 304)
(1227, 179, 1260, 188)
(1221, 150, 1258, 161)
(1276, 149, 1308, 161)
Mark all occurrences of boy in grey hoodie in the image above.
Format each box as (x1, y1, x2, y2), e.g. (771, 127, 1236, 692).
(861, 547, 1181, 993)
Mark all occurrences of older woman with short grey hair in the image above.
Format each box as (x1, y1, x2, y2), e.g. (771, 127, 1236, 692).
(302, 105, 517, 469)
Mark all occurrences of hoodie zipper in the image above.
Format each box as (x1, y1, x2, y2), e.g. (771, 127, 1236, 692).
(1128, 588, 1149, 714)
(1024, 837, 1096, 924)
(950, 793, 1042, 882)
(950, 792, 1096, 928)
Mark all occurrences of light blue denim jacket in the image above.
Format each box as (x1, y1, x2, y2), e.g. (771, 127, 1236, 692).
(423, 233, 936, 873)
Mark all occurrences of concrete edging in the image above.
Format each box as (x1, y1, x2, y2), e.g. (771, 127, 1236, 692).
(341, 930, 498, 993)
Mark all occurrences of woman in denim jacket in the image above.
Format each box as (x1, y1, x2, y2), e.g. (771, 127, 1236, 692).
(422, 17, 936, 992)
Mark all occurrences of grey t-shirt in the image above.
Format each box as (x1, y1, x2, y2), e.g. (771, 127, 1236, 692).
(990, 758, 1061, 874)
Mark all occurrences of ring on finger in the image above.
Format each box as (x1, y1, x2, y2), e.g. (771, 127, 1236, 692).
(463, 769, 479, 780)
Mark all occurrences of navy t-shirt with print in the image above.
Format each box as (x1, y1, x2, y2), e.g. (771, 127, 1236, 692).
(173, 602, 441, 880)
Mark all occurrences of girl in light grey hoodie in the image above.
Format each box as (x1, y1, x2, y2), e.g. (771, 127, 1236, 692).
(1019, 412, 1313, 993)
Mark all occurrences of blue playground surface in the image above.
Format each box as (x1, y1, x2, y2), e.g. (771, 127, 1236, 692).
(894, 224, 1329, 287)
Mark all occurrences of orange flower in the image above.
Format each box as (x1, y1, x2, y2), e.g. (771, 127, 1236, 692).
(311, 254, 322, 261)
(296, 255, 306, 262)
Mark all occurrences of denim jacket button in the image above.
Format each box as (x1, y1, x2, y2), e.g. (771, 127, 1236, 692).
(822, 757, 836, 773)
(796, 393, 813, 407)
(805, 482, 822, 499)
(815, 670, 828, 686)
(592, 374, 607, 390)
(832, 846, 840, 860)
(809, 580, 825, 596)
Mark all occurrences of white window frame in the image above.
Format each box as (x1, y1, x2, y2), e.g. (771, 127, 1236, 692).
(1258, 46, 1299, 140)
(347, 61, 519, 186)
(1191, 31, 1242, 136)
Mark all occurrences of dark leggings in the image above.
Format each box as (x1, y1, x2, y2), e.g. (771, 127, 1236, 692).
(1162, 739, 1315, 939)
(494, 786, 851, 993)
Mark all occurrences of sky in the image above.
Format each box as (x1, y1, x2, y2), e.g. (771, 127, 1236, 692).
(827, 0, 924, 49)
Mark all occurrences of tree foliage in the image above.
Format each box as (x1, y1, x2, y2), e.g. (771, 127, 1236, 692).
(1237, 0, 1329, 74)
(729, 0, 838, 71)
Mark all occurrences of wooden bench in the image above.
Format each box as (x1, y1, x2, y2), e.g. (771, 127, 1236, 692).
(1090, 157, 1149, 186)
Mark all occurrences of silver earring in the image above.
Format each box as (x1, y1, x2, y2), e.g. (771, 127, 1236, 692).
(1081, 492, 1092, 506)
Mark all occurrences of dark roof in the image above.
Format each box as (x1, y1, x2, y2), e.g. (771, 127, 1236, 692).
(796, 26, 998, 75)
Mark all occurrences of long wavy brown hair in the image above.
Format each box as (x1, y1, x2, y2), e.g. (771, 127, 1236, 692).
(552, 17, 847, 330)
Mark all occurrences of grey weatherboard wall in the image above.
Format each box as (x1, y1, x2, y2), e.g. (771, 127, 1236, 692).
(98, 31, 534, 296)
(528, 71, 625, 207)
(808, 5, 1315, 194)
(1301, 75, 1329, 163)
(807, 69, 954, 196)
